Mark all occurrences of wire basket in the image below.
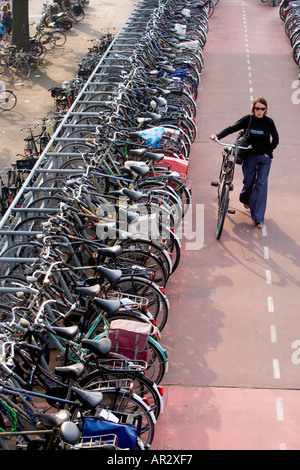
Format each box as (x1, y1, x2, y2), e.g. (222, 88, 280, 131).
(74, 433, 118, 450)
(107, 292, 149, 313)
(95, 357, 148, 372)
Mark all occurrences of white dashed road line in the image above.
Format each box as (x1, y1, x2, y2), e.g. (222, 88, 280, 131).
(242, 5, 285, 449)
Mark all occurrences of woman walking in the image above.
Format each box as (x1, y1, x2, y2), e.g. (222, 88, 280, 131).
(210, 97, 279, 228)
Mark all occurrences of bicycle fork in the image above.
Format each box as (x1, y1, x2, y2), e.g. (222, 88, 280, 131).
(211, 179, 236, 215)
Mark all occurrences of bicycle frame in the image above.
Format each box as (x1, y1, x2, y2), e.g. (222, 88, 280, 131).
(211, 138, 252, 239)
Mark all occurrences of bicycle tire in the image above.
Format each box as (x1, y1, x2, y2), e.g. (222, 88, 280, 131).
(52, 30, 67, 46)
(29, 42, 46, 59)
(0, 301, 17, 322)
(0, 276, 33, 306)
(57, 142, 95, 155)
(26, 195, 68, 211)
(119, 238, 173, 280)
(105, 275, 169, 332)
(145, 336, 168, 385)
(35, 176, 78, 199)
(39, 32, 56, 50)
(0, 90, 17, 111)
(57, 158, 110, 193)
(15, 59, 31, 79)
(145, 174, 192, 217)
(79, 369, 162, 419)
(216, 183, 230, 240)
(114, 248, 168, 287)
(11, 216, 47, 243)
(0, 242, 43, 276)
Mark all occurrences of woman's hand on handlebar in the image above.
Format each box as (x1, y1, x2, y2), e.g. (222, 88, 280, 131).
(210, 134, 217, 141)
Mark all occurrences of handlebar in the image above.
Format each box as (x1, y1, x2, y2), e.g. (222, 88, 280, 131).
(212, 137, 252, 150)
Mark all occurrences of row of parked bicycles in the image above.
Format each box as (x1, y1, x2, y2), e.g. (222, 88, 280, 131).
(278, 0, 300, 71)
(0, 0, 216, 451)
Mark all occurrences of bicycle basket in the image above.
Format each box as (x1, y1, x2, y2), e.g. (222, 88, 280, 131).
(75, 433, 118, 450)
(81, 412, 142, 450)
(50, 87, 64, 98)
(107, 292, 149, 313)
(108, 319, 152, 361)
(72, 4, 83, 14)
(16, 158, 36, 170)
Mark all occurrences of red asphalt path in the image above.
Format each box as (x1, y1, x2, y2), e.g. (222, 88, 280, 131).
(153, 0, 300, 451)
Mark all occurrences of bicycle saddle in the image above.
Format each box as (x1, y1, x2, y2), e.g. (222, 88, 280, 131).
(145, 151, 165, 162)
(127, 148, 148, 157)
(34, 410, 71, 428)
(75, 284, 101, 298)
(159, 64, 176, 73)
(55, 362, 86, 380)
(96, 245, 123, 258)
(92, 297, 121, 315)
(96, 266, 122, 284)
(81, 337, 112, 358)
(144, 111, 162, 122)
(72, 387, 103, 409)
(51, 325, 79, 341)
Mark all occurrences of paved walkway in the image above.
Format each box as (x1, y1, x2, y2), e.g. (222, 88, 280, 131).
(153, 0, 300, 451)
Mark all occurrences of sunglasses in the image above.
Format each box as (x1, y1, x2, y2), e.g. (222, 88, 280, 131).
(254, 106, 266, 111)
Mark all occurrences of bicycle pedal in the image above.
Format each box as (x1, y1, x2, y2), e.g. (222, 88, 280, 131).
(211, 181, 219, 187)
(230, 184, 234, 191)
(228, 209, 236, 214)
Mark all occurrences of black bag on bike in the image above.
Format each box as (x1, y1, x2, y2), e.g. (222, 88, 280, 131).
(235, 115, 252, 165)
(72, 4, 83, 14)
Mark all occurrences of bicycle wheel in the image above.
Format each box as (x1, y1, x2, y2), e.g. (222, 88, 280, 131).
(39, 32, 56, 51)
(119, 238, 173, 280)
(52, 30, 67, 46)
(0, 61, 6, 77)
(79, 369, 162, 419)
(23, 53, 38, 72)
(216, 183, 230, 240)
(0, 302, 16, 322)
(0, 276, 31, 306)
(29, 41, 46, 59)
(26, 195, 68, 211)
(106, 275, 169, 332)
(114, 248, 168, 287)
(12, 215, 47, 243)
(0, 241, 43, 276)
(0, 90, 17, 111)
(15, 59, 31, 79)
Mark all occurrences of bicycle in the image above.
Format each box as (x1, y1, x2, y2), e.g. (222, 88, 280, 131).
(18, 117, 52, 159)
(211, 138, 252, 240)
(0, 44, 31, 79)
(0, 88, 17, 111)
(0, 161, 35, 216)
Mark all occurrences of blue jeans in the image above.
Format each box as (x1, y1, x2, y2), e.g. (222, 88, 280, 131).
(239, 154, 272, 224)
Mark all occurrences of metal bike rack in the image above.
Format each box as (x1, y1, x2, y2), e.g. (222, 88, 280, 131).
(0, 0, 161, 253)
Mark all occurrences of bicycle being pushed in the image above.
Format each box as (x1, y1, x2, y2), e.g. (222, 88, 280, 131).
(211, 138, 252, 240)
